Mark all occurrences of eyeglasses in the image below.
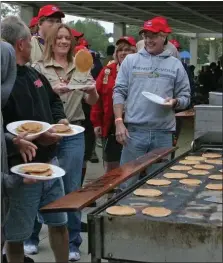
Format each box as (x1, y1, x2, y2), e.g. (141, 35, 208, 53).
(142, 32, 160, 40)
(46, 18, 61, 24)
(117, 47, 131, 52)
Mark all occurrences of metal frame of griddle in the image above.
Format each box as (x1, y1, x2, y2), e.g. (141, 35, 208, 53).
(88, 141, 222, 263)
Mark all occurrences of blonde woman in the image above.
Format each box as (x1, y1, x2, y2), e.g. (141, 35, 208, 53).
(32, 23, 98, 261)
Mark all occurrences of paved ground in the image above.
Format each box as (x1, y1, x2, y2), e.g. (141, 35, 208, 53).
(29, 118, 194, 262)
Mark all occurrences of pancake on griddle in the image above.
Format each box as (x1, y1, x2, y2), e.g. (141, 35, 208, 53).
(106, 206, 136, 216)
(170, 165, 192, 171)
(193, 164, 214, 170)
(133, 189, 162, 197)
(187, 169, 210, 175)
(179, 179, 202, 186)
(185, 156, 206, 161)
(146, 179, 171, 186)
(205, 159, 222, 165)
(179, 160, 200, 165)
(202, 153, 222, 159)
(142, 207, 171, 217)
(209, 174, 223, 180)
(163, 173, 188, 179)
(205, 184, 222, 191)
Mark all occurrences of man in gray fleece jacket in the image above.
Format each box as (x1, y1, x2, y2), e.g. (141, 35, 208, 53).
(113, 18, 190, 189)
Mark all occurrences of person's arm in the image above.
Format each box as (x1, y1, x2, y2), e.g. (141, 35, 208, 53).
(83, 73, 99, 106)
(174, 62, 191, 110)
(84, 88, 99, 106)
(113, 56, 131, 145)
(2, 172, 22, 191)
(113, 56, 130, 120)
(90, 69, 105, 128)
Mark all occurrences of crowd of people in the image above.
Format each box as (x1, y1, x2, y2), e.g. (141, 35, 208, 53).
(196, 61, 223, 102)
(1, 4, 221, 263)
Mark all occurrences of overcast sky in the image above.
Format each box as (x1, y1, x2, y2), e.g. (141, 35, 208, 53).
(64, 14, 114, 33)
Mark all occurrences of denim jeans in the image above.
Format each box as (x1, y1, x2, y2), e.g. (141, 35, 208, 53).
(24, 133, 85, 253)
(119, 125, 173, 190)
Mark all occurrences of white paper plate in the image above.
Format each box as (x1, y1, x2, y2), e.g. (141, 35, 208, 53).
(6, 120, 51, 137)
(11, 163, 65, 181)
(51, 124, 85, 137)
(142, 91, 165, 105)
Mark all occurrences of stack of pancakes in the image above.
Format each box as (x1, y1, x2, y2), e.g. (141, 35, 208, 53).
(52, 124, 74, 134)
(21, 164, 53, 176)
(17, 122, 43, 134)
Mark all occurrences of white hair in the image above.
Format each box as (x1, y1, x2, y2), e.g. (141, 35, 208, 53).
(1, 16, 31, 46)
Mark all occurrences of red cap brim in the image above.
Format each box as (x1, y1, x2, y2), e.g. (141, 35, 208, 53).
(139, 27, 160, 35)
(38, 10, 65, 19)
(116, 39, 130, 46)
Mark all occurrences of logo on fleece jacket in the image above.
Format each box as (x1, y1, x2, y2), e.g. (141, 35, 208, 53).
(34, 79, 43, 88)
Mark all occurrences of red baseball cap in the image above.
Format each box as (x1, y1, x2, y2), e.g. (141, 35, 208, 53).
(71, 29, 84, 38)
(74, 45, 87, 54)
(78, 38, 89, 47)
(139, 17, 171, 34)
(38, 5, 65, 19)
(152, 17, 172, 33)
(169, 39, 181, 49)
(29, 17, 38, 28)
(116, 36, 136, 47)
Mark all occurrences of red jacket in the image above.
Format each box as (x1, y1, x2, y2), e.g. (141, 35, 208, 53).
(90, 62, 118, 137)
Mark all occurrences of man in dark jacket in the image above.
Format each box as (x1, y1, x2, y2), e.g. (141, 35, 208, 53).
(1, 16, 69, 263)
(1, 40, 39, 263)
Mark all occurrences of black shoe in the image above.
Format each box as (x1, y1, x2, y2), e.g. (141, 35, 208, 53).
(2, 254, 34, 263)
(90, 151, 99, 163)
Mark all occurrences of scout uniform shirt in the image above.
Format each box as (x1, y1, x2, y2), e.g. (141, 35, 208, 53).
(32, 57, 94, 123)
(30, 35, 45, 63)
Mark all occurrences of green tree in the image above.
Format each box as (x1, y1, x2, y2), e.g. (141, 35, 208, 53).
(1, 3, 20, 19)
(67, 19, 109, 53)
(126, 25, 140, 42)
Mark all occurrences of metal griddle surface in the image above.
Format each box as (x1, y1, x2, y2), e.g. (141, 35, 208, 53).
(100, 149, 223, 227)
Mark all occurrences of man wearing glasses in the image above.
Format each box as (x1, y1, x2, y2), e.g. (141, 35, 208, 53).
(113, 17, 191, 190)
(30, 5, 64, 63)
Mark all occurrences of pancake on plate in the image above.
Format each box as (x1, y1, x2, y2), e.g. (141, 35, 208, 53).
(17, 122, 43, 134)
(20, 164, 52, 177)
(52, 124, 74, 134)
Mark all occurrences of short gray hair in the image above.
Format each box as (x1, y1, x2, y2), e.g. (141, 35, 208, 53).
(1, 16, 31, 46)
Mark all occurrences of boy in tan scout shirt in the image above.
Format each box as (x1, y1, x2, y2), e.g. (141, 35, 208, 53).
(30, 5, 64, 63)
